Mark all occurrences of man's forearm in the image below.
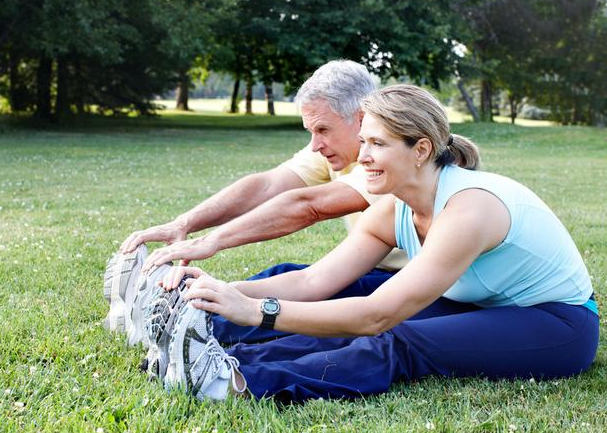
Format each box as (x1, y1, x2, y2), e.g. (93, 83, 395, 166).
(174, 167, 305, 235)
(204, 182, 370, 253)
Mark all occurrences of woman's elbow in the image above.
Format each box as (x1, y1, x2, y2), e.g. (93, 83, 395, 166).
(358, 307, 399, 336)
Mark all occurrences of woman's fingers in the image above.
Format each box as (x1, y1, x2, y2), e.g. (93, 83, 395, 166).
(185, 287, 220, 303)
(161, 266, 203, 290)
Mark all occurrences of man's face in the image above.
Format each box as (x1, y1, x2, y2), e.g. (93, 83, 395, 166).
(301, 99, 362, 171)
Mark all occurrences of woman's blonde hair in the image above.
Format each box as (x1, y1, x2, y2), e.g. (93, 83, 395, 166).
(361, 84, 480, 169)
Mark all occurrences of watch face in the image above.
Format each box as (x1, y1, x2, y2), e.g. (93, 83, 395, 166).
(262, 299, 280, 314)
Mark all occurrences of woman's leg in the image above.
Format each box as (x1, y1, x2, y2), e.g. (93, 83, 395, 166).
(391, 302, 599, 380)
(231, 331, 407, 402)
(231, 302, 598, 403)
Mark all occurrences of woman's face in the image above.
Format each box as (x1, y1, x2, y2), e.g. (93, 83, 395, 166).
(357, 113, 416, 196)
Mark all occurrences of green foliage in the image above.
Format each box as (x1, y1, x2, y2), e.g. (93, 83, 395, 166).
(206, 0, 459, 95)
(0, 0, 209, 118)
(450, 0, 607, 125)
(0, 114, 606, 431)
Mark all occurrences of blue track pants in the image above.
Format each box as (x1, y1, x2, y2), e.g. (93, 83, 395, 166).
(213, 263, 395, 345)
(217, 264, 599, 403)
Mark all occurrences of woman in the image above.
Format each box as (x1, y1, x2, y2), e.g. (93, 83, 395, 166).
(162, 84, 599, 403)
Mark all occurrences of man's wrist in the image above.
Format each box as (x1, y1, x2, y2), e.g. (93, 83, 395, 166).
(173, 214, 192, 235)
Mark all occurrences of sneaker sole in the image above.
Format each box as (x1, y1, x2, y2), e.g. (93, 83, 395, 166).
(103, 245, 147, 332)
(164, 303, 213, 392)
(127, 264, 172, 347)
(144, 277, 190, 381)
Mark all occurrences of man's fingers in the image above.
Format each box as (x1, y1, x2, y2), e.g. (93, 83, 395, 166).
(143, 249, 170, 272)
(119, 233, 139, 253)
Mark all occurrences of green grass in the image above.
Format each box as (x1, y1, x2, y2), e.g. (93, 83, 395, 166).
(0, 113, 605, 432)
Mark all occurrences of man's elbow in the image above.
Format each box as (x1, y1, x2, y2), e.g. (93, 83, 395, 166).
(280, 190, 323, 225)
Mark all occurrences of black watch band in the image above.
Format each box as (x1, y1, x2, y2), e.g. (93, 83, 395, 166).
(259, 297, 280, 330)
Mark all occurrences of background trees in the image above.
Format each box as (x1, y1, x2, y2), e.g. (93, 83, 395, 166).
(449, 0, 607, 125)
(1, 0, 605, 125)
(0, 0, 208, 120)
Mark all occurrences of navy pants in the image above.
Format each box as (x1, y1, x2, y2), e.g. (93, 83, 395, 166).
(220, 264, 600, 403)
(213, 263, 395, 345)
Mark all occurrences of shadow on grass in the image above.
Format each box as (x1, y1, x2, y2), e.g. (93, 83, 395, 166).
(0, 111, 304, 133)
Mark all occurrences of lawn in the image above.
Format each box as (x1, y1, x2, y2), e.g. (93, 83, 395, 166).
(0, 112, 605, 432)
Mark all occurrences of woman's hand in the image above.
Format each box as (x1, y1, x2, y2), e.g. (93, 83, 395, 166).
(184, 274, 262, 327)
(159, 266, 205, 291)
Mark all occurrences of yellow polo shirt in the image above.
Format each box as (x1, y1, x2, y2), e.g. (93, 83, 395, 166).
(281, 144, 408, 271)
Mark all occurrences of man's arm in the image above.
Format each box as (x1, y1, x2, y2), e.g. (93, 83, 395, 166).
(120, 165, 306, 253)
(144, 180, 370, 272)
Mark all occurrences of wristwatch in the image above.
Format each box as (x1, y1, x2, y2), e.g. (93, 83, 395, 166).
(259, 297, 281, 330)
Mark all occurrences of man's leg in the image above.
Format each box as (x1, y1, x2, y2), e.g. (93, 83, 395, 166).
(231, 302, 598, 403)
(213, 263, 396, 345)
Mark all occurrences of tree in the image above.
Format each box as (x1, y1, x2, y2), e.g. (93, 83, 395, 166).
(0, 0, 209, 120)
(449, 0, 605, 125)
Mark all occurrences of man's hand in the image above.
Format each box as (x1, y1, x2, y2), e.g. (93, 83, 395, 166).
(142, 236, 219, 272)
(120, 220, 188, 254)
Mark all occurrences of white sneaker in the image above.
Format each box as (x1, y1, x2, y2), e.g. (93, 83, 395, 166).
(127, 263, 172, 347)
(165, 305, 246, 400)
(103, 244, 147, 332)
(143, 277, 189, 381)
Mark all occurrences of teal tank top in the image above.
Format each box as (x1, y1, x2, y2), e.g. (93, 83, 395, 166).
(394, 165, 597, 314)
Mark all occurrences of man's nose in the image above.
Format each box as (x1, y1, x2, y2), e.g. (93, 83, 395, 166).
(310, 134, 324, 152)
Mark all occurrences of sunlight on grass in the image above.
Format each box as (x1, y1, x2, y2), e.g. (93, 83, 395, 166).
(158, 98, 554, 128)
(157, 98, 301, 116)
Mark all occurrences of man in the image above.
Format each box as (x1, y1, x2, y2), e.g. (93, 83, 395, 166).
(120, 60, 407, 343)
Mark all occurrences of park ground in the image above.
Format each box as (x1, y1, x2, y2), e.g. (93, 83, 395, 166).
(0, 104, 605, 432)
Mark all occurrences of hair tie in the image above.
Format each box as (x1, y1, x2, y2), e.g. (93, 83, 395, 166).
(447, 135, 454, 148)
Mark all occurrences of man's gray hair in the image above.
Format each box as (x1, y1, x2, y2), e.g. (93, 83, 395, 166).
(295, 60, 375, 123)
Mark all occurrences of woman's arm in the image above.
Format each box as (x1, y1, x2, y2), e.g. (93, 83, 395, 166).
(163, 195, 397, 300)
(186, 189, 510, 337)
(221, 195, 398, 301)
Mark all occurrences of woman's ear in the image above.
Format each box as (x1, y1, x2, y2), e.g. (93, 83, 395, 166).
(415, 138, 433, 165)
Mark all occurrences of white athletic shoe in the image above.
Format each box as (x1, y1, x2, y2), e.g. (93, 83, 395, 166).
(103, 244, 147, 332)
(143, 277, 189, 381)
(127, 263, 172, 347)
(165, 304, 246, 400)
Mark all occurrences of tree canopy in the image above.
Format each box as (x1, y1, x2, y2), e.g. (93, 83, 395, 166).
(1, 0, 605, 125)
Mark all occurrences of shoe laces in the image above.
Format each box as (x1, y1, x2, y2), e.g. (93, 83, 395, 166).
(192, 338, 246, 393)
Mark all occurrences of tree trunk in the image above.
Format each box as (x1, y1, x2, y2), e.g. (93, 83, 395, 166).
(264, 82, 275, 116)
(55, 57, 70, 119)
(230, 74, 240, 113)
(175, 71, 190, 111)
(456, 78, 480, 122)
(480, 79, 493, 122)
(245, 75, 253, 115)
(508, 94, 518, 124)
(8, 51, 23, 112)
(34, 56, 53, 120)
(74, 59, 85, 114)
